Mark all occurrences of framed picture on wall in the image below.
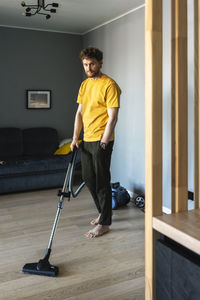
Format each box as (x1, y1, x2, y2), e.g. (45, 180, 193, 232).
(27, 90, 51, 109)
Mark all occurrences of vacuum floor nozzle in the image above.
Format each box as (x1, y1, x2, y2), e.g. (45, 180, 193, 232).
(22, 259, 59, 277)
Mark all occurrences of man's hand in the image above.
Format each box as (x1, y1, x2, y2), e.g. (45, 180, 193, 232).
(70, 138, 79, 151)
(100, 141, 107, 150)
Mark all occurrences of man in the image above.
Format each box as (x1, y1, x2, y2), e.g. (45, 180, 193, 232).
(71, 46, 121, 238)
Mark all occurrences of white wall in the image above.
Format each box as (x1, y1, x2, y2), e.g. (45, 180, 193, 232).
(83, 1, 194, 209)
(83, 6, 145, 196)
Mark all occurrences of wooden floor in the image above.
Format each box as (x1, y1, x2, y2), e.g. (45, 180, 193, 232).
(0, 186, 144, 300)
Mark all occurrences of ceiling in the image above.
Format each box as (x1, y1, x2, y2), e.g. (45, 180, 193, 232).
(0, 0, 145, 35)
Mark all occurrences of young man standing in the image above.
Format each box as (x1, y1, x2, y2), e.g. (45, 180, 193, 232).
(71, 46, 121, 238)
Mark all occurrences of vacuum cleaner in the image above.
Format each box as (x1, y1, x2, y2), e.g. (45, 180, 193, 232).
(22, 147, 85, 277)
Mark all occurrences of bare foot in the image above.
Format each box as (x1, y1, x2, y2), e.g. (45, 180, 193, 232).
(90, 211, 114, 226)
(85, 224, 110, 238)
(90, 214, 101, 226)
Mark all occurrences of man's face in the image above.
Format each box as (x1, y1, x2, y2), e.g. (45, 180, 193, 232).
(82, 57, 102, 79)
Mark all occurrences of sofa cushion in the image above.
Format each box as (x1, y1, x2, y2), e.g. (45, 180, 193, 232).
(0, 128, 23, 158)
(0, 151, 81, 179)
(0, 155, 69, 178)
(54, 140, 82, 155)
(23, 127, 58, 156)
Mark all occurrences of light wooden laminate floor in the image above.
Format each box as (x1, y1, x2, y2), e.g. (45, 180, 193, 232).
(0, 186, 144, 300)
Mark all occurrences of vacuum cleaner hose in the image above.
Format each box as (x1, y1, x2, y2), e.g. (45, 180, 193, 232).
(69, 147, 85, 197)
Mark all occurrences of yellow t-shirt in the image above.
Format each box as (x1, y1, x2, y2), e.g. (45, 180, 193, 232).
(77, 74, 121, 142)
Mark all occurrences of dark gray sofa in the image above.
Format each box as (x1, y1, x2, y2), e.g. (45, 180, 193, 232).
(0, 127, 81, 194)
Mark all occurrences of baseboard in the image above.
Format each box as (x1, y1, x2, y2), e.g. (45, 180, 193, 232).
(127, 192, 194, 212)
(127, 190, 137, 199)
(162, 206, 171, 214)
(163, 200, 194, 214)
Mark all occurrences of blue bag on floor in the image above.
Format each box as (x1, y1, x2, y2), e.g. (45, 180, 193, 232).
(111, 182, 130, 210)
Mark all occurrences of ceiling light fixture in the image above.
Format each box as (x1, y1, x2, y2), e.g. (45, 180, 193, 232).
(21, 0, 60, 20)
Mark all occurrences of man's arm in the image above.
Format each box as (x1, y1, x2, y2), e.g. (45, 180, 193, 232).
(70, 104, 83, 151)
(100, 107, 119, 146)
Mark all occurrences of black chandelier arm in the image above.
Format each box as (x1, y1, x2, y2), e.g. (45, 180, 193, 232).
(44, 3, 59, 8)
(37, 12, 51, 19)
(26, 6, 41, 12)
(44, 3, 52, 9)
(22, 4, 39, 9)
(43, 8, 56, 13)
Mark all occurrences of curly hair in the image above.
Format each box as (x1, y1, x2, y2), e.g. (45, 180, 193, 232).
(80, 46, 103, 62)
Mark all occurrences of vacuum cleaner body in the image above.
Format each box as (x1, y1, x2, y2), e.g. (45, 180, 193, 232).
(22, 147, 85, 277)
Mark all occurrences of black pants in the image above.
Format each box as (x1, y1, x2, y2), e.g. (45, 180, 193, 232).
(81, 141, 114, 226)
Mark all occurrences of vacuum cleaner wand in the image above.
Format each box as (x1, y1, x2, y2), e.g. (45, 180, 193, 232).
(22, 146, 85, 277)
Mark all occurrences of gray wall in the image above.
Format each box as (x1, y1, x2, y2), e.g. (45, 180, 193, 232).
(83, 7, 145, 196)
(0, 27, 82, 140)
